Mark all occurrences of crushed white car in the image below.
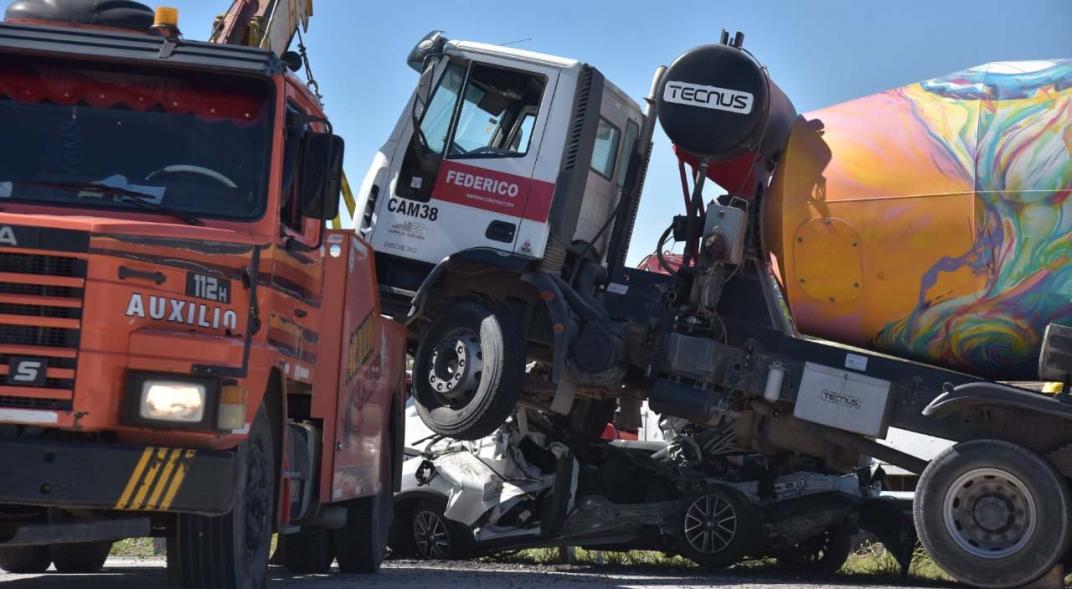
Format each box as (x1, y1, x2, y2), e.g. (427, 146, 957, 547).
(390, 415, 916, 574)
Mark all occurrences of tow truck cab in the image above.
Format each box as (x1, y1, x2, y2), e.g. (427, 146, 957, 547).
(0, 1, 405, 585)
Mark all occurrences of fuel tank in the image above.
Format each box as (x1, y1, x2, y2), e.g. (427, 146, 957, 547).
(764, 60, 1072, 379)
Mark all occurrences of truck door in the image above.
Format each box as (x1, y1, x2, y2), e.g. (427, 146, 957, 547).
(372, 56, 559, 265)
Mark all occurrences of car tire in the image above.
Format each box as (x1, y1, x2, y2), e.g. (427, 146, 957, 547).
(674, 486, 758, 571)
(413, 301, 523, 440)
(915, 439, 1072, 588)
(410, 500, 474, 560)
(0, 546, 51, 573)
(774, 523, 852, 575)
(171, 404, 275, 589)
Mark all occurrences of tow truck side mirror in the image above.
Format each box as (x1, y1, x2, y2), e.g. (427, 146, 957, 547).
(299, 132, 344, 221)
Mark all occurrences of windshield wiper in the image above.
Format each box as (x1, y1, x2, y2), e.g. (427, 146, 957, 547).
(21, 180, 204, 226)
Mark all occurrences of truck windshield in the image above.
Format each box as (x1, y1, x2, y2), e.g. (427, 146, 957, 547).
(0, 55, 272, 221)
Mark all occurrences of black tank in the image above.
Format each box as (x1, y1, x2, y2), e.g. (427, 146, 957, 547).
(656, 41, 796, 162)
(5, 0, 154, 32)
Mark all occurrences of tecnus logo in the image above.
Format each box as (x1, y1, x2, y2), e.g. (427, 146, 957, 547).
(663, 81, 754, 115)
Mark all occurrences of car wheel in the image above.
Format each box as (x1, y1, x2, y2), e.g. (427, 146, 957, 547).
(674, 486, 758, 571)
(410, 500, 474, 560)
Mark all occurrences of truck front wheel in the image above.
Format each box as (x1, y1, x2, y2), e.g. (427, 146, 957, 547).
(915, 439, 1072, 588)
(413, 301, 523, 440)
(171, 404, 275, 588)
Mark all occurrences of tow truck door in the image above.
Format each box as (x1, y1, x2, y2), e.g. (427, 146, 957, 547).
(372, 53, 560, 264)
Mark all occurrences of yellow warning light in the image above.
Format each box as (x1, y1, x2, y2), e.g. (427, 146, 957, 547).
(153, 6, 179, 28)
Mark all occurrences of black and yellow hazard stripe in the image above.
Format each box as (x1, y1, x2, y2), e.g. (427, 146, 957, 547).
(113, 447, 197, 511)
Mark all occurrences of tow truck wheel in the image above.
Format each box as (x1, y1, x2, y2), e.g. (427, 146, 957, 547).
(774, 524, 853, 575)
(333, 448, 392, 573)
(51, 541, 112, 573)
(171, 404, 275, 589)
(413, 301, 523, 441)
(0, 546, 51, 573)
(281, 527, 335, 574)
(674, 486, 758, 571)
(915, 439, 1072, 589)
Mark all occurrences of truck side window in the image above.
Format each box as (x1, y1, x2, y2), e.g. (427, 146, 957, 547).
(447, 64, 545, 158)
(418, 63, 467, 155)
(616, 119, 640, 188)
(280, 104, 305, 232)
(590, 117, 620, 180)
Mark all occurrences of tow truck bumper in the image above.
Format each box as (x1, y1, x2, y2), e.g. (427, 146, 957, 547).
(0, 439, 236, 515)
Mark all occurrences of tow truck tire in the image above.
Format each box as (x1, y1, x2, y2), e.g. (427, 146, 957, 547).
(0, 546, 51, 573)
(172, 404, 275, 589)
(413, 301, 523, 441)
(915, 439, 1072, 589)
(674, 486, 758, 571)
(333, 454, 392, 573)
(281, 527, 335, 574)
(51, 541, 112, 573)
(774, 524, 852, 575)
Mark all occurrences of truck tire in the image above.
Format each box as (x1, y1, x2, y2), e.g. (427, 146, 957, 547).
(281, 527, 335, 574)
(171, 404, 275, 589)
(51, 541, 112, 573)
(915, 439, 1072, 589)
(333, 456, 391, 573)
(409, 499, 474, 560)
(0, 546, 50, 573)
(774, 523, 852, 575)
(413, 301, 523, 440)
(674, 486, 758, 571)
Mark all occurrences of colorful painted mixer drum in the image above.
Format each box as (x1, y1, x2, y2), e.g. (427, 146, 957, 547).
(764, 60, 1072, 379)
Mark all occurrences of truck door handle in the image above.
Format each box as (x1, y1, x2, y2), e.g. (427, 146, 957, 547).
(118, 266, 166, 285)
(294, 309, 308, 318)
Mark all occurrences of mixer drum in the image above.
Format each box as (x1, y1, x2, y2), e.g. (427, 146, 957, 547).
(764, 60, 1072, 379)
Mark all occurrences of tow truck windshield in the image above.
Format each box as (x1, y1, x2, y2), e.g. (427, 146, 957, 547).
(0, 54, 273, 221)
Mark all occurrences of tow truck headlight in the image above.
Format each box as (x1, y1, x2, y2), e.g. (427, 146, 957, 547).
(140, 381, 206, 422)
(124, 372, 218, 429)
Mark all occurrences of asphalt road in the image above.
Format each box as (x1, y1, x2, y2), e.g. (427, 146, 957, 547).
(0, 557, 955, 588)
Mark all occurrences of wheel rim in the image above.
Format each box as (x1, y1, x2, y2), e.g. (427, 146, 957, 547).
(942, 467, 1038, 559)
(684, 493, 737, 554)
(426, 328, 483, 407)
(413, 510, 451, 559)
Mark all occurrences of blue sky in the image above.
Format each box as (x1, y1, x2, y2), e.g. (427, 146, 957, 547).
(173, 0, 1070, 263)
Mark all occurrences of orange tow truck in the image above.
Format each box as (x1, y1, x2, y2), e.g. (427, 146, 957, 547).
(0, 1, 405, 586)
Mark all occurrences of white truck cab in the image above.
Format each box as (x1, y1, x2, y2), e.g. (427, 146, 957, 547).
(355, 32, 654, 440)
(357, 33, 646, 303)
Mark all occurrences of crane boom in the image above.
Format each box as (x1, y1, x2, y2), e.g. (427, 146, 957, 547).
(210, 0, 312, 56)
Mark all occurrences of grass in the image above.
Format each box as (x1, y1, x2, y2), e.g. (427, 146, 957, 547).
(109, 537, 159, 558)
(487, 542, 957, 584)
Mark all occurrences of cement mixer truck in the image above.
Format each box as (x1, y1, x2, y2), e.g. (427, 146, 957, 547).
(358, 31, 1072, 588)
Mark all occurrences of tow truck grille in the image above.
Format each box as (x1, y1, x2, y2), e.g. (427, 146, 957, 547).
(0, 252, 84, 411)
